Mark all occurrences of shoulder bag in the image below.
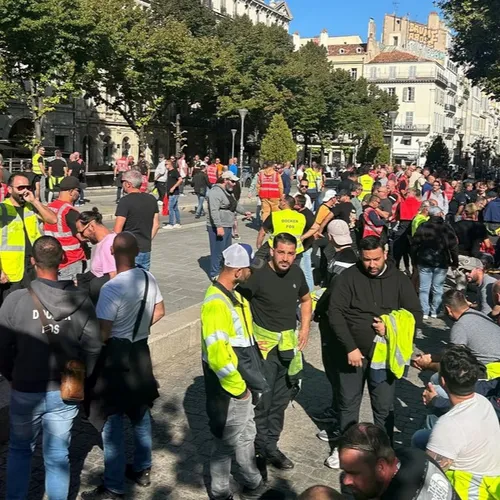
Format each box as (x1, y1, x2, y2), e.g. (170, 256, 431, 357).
(29, 287, 86, 404)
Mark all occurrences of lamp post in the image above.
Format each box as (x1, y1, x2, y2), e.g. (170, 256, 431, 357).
(231, 128, 237, 159)
(458, 132, 464, 168)
(238, 108, 248, 177)
(388, 110, 398, 167)
(416, 139, 422, 167)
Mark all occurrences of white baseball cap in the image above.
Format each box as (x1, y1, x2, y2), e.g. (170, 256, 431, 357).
(323, 190, 337, 202)
(327, 219, 352, 246)
(223, 243, 254, 268)
(221, 171, 239, 181)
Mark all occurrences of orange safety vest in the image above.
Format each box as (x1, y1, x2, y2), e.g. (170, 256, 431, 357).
(363, 207, 384, 238)
(258, 171, 280, 199)
(207, 164, 218, 184)
(44, 200, 85, 269)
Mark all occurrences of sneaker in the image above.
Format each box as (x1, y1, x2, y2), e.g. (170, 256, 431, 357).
(232, 234, 241, 240)
(240, 481, 268, 500)
(194, 215, 200, 219)
(125, 464, 151, 487)
(173, 224, 181, 228)
(430, 314, 438, 319)
(267, 449, 294, 470)
(311, 407, 338, 423)
(316, 428, 341, 442)
(423, 315, 429, 320)
(324, 449, 340, 469)
(164, 224, 174, 229)
(180, 194, 186, 197)
(81, 485, 124, 500)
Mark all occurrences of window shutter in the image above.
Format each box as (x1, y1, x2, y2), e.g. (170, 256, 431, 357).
(403, 88, 408, 102)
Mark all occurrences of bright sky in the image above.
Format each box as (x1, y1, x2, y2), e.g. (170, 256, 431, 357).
(287, 0, 440, 39)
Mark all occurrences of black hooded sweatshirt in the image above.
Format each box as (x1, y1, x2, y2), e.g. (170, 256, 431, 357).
(328, 260, 422, 357)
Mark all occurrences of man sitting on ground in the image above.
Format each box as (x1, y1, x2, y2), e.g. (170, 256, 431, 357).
(463, 255, 498, 317)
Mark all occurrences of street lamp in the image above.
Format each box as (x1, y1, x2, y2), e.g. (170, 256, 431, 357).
(458, 132, 464, 168)
(231, 128, 237, 160)
(388, 110, 398, 166)
(238, 108, 248, 177)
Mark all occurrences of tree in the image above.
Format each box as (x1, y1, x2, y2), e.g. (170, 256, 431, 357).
(150, 0, 217, 37)
(438, 0, 500, 97)
(425, 135, 450, 170)
(357, 120, 389, 164)
(260, 114, 296, 164)
(0, 0, 96, 146)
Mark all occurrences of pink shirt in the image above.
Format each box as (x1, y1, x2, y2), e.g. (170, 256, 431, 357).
(91, 233, 117, 278)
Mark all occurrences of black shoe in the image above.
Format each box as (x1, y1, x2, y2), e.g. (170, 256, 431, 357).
(255, 453, 268, 482)
(240, 481, 268, 500)
(81, 485, 124, 500)
(125, 464, 151, 487)
(267, 449, 294, 470)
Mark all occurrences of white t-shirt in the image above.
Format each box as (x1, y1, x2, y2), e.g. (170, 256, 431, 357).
(427, 394, 500, 476)
(292, 191, 313, 211)
(155, 160, 167, 182)
(96, 268, 163, 342)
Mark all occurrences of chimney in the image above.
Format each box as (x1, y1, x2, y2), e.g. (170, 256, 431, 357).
(367, 18, 376, 40)
(319, 29, 329, 47)
(428, 11, 440, 30)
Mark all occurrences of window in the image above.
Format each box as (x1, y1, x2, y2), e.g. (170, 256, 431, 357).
(409, 66, 417, 78)
(393, 36, 399, 46)
(369, 66, 377, 79)
(220, 0, 226, 13)
(356, 47, 363, 54)
(402, 135, 412, 146)
(389, 66, 396, 78)
(387, 87, 396, 97)
(405, 112, 414, 126)
(350, 68, 358, 80)
(403, 87, 415, 102)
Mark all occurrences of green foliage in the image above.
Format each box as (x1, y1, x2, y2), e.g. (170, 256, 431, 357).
(425, 135, 450, 170)
(260, 114, 296, 164)
(357, 120, 389, 164)
(438, 0, 500, 98)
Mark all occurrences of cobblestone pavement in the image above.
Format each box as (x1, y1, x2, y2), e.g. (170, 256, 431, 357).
(0, 317, 451, 499)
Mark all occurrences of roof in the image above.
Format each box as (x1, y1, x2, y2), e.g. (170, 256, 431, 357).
(368, 50, 432, 64)
(328, 44, 367, 56)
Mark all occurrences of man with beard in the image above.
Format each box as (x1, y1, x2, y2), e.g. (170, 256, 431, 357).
(201, 243, 269, 500)
(326, 236, 421, 468)
(238, 233, 312, 479)
(339, 423, 459, 499)
(0, 173, 56, 303)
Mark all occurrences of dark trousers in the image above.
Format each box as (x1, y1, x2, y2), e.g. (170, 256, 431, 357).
(254, 347, 291, 456)
(337, 357, 395, 443)
(207, 225, 232, 279)
(319, 318, 339, 414)
(155, 181, 167, 202)
(392, 221, 411, 270)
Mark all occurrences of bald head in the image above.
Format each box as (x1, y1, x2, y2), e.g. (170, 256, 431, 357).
(299, 486, 345, 500)
(112, 232, 139, 263)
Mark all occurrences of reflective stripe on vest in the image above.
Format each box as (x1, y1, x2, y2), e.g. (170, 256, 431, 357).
(0, 205, 25, 252)
(447, 469, 500, 500)
(258, 171, 280, 199)
(267, 209, 306, 254)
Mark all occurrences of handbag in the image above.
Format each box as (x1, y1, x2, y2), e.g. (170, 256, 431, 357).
(29, 287, 86, 404)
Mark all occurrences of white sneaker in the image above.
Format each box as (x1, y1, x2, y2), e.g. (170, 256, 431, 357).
(430, 314, 438, 319)
(324, 449, 340, 469)
(423, 315, 429, 320)
(173, 224, 181, 228)
(164, 224, 174, 229)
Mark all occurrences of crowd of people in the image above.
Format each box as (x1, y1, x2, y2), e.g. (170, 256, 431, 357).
(2, 150, 500, 499)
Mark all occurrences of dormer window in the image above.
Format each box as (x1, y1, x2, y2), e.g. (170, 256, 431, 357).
(356, 47, 363, 54)
(339, 49, 345, 54)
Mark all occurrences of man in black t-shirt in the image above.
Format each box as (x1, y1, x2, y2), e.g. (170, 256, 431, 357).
(453, 203, 492, 258)
(238, 233, 312, 479)
(164, 159, 182, 228)
(47, 150, 67, 202)
(332, 190, 356, 226)
(114, 170, 159, 271)
(339, 423, 459, 500)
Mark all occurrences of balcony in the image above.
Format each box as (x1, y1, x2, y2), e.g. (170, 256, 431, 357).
(445, 103, 457, 113)
(384, 124, 431, 134)
(445, 127, 456, 135)
(367, 71, 448, 87)
(448, 82, 458, 93)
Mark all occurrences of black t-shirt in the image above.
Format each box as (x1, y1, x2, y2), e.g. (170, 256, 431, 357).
(23, 172, 38, 189)
(301, 207, 315, 251)
(448, 191, 467, 216)
(166, 168, 180, 195)
(332, 202, 355, 225)
(238, 263, 308, 332)
(68, 161, 85, 182)
(49, 159, 66, 177)
(337, 179, 355, 193)
(115, 192, 159, 252)
(380, 448, 459, 500)
(454, 219, 488, 257)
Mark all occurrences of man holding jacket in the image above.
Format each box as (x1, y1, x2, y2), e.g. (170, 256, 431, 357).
(0, 236, 102, 500)
(327, 236, 422, 468)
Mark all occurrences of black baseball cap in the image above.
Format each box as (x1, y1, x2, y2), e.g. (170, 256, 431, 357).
(59, 177, 81, 191)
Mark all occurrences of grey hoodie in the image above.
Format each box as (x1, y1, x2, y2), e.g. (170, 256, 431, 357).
(207, 184, 245, 228)
(0, 279, 102, 392)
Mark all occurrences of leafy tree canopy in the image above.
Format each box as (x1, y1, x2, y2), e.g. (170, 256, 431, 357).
(260, 114, 296, 163)
(425, 135, 450, 170)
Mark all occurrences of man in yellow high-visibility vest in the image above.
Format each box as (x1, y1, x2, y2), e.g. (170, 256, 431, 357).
(0, 173, 56, 303)
(32, 145, 47, 202)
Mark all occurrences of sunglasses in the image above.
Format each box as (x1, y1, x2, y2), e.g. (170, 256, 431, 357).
(300, 185, 308, 188)
(14, 185, 32, 191)
(77, 221, 93, 236)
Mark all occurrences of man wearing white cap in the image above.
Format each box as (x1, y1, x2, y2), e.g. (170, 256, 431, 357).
(201, 243, 268, 500)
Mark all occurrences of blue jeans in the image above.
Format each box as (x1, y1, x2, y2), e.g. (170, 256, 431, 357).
(300, 248, 314, 292)
(418, 266, 448, 315)
(168, 194, 181, 225)
(208, 226, 232, 279)
(102, 411, 152, 495)
(7, 389, 78, 500)
(135, 251, 151, 271)
(411, 414, 439, 450)
(195, 194, 206, 217)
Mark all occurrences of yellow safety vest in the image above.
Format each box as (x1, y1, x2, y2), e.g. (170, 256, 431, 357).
(267, 209, 306, 254)
(446, 470, 500, 500)
(371, 309, 415, 379)
(304, 168, 321, 190)
(0, 199, 41, 282)
(358, 174, 374, 200)
(201, 285, 255, 397)
(32, 153, 45, 175)
(412, 214, 429, 236)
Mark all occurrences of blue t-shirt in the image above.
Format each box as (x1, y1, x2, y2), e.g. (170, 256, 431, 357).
(229, 164, 238, 175)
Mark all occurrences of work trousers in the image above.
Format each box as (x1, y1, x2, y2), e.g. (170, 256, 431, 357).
(337, 356, 395, 443)
(260, 198, 279, 222)
(254, 347, 291, 456)
(319, 318, 339, 414)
